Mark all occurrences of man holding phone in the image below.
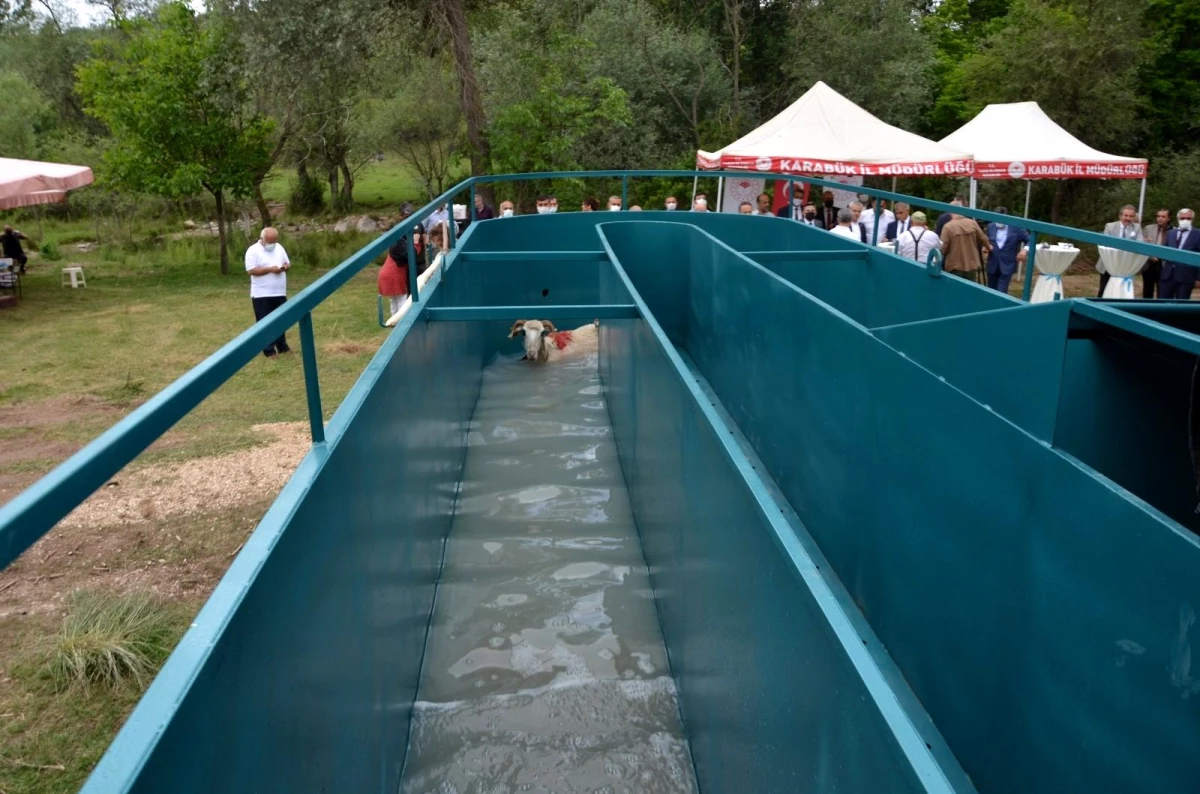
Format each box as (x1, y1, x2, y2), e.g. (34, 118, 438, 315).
(245, 226, 292, 357)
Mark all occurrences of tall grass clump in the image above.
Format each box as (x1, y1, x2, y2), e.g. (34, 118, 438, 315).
(48, 590, 180, 691)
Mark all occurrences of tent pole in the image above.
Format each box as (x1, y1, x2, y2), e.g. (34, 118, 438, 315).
(1023, 181, 1032, 218)
(969, 177, 977, 209)
(717, 176, 725, 213)
(1137, 176, 1147, 221)
(891, 177, 897, 193)
(691, 175, 699, 207)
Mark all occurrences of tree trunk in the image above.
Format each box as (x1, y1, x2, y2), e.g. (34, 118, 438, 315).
(440, 0, 491, 201)
(254, 183, 272, 227)
(213, 189, 229, 275)
(328, 168, 341, 211)
(339, 161, 354, 210)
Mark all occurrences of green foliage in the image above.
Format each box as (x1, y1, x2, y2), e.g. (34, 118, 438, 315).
(0, 69, 50, 157)
(76, 3, 272, 201)
(1138, 0, 1200, 151)
(289, 171, 327, 215)
(47, 590, 180, 691)
(39, 240, 61, 261)
(786, 0, 937, 131)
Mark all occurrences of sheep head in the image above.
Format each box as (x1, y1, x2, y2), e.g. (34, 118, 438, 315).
(509, 319, 556, 362)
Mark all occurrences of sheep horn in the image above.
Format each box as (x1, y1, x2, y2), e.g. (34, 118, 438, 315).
(541, 320, 557, 334)
(509, 320, 528, 338)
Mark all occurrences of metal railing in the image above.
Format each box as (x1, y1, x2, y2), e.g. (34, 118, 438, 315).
(2, 169, 1197, 570)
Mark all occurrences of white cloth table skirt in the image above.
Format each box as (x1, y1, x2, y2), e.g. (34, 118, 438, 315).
(1098, 246, 1149, 300)
(1029, 246, 1080, 303)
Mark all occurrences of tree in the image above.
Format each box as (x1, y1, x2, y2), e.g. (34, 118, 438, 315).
(785, 0, 937, 131)
(77, 2, 272, 273)
(434, 0, 490, 182)
(361, 59, 464, 199)
(1137, 0, 1200, 153)
(0, 71, 50, 157)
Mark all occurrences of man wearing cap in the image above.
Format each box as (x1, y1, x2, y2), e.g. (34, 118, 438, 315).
(895, 212, 941, 263)
(245, 227, 292, 358)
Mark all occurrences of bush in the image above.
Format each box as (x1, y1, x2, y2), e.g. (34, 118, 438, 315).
(48, 590, 180, 691)
(39, 240, 62, 261)
(289, 172, 327, 215)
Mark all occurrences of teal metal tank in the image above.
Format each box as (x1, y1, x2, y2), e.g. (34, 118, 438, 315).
(2, 171, 1199, 793)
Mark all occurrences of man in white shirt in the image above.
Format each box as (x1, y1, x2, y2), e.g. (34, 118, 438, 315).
(753, 193, 772, 216)
(860, 198, 895, 243)
(895, 211, 941, 263)
(427, 202, 449, 229)
(829, 208, 861, 241)
(846, 202, 869, 243)
(246, 227, 292, 358)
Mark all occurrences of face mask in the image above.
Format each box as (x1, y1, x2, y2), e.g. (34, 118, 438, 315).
(804, 212, 816, 220)
(1181, 219, 1194, 231)
(792, 197, 802, 206)
(609, 205, 621, 211)
(262, 242, 276, 253)
(823, 200, 834, 208)
(549, 206, 557, 213)
(501, 208, 513, 217)
(536, 206, 550, 215)
(666, 202, 677, 210)
(696, 199, 707, 208)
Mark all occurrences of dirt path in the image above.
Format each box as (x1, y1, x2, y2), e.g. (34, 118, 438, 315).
(0, 423, 309, 619)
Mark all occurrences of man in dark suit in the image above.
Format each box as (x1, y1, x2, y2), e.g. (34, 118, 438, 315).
(984, 206, 1030, 294)
(883, 202, 911, 241)
(800, 202, 825, 229)
(818, 190, 839, 230)
(1160, 208, 1200, 299)
(776, 183, 805, 220)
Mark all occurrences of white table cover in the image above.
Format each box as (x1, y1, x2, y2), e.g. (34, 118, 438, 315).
(1098, 246, 1149, 300)
(1029, 245, 1080, 303)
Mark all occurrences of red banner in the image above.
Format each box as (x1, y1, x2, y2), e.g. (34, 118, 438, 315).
(697, 153, 975, 178)
(972, 160, 1147, 180)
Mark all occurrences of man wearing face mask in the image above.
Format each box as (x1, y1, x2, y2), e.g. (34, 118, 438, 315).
(664, 196, 679, 211)
(536, 195, 552, 215)
(984, 207, 1029, 294)
(549, 196, 559, 213)
(607, 196, 622, 211)
(499, 200, 515, 218)
(245, 227, 292, 358)
(801, 203, 823, 228)
(1160, 208, 1200, 300)
(820, 191, 839, 230)
(775, 183, 806, 220)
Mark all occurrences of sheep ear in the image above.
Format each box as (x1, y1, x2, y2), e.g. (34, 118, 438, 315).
(541, 320, 557, 334)
(509, 320, 527, 338)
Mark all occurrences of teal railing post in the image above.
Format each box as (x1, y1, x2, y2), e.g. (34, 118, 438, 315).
(621, 176, 629, 210)
(1023, 231, 1038, 301)
(298, 312, 325, 444)
(447, 205, 457, 249)
(469, 183, 477, 223)
(407, 232, 420, 304)
(872, 206, 881, 245)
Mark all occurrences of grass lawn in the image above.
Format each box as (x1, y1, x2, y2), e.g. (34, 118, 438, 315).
(0, 223, 388, 794)
(261, 158, 470, 212)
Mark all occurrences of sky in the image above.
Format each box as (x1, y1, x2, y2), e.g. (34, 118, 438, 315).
(58, 0, 205, 27)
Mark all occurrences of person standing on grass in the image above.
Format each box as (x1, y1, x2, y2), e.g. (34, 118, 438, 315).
(245, 227, 291, 358)
(1, 225, 31, 273)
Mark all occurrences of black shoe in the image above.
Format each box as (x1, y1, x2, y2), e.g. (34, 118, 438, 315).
(276, 345, 293, 355)
(263, 350, 278, 358)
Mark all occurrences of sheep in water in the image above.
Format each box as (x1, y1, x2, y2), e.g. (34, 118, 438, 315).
(509, 319, 599, 362)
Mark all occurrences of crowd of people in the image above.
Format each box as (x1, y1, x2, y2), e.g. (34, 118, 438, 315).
(245, 186, 1200, 353)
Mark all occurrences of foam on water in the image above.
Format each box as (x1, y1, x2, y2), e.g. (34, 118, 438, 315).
(400, 353, 697, 794)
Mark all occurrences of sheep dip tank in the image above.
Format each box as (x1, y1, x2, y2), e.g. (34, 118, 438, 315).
(399, 352, 698, 793)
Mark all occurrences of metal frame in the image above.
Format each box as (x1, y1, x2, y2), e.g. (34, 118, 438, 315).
(4, 167, 1200, 571)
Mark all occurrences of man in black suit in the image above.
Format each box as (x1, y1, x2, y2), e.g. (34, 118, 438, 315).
(818, 190, 839, 230)
(776, 183, 805, 220)
(800, 202, 824, 229)
(1159, 208, 1200, 299)
(884, 202, 911, 241)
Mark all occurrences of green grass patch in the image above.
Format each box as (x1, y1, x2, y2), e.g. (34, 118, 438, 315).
(46, 590, 182, 692)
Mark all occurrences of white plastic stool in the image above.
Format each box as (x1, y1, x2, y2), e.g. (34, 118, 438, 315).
(61, 267, 86, 288)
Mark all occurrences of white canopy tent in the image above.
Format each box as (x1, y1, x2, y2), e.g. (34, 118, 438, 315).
(938, 102, 1148, 217)
(0, 158, 94, 210)
(697, 81, 974, 210)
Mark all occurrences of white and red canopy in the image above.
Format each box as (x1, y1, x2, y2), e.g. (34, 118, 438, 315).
(697, 81, 974, 178)
(939, 102, 1146, 180)
(0, 158, 94, 209)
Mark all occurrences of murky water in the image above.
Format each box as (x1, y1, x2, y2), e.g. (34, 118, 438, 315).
(400, 353, 698, 794)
